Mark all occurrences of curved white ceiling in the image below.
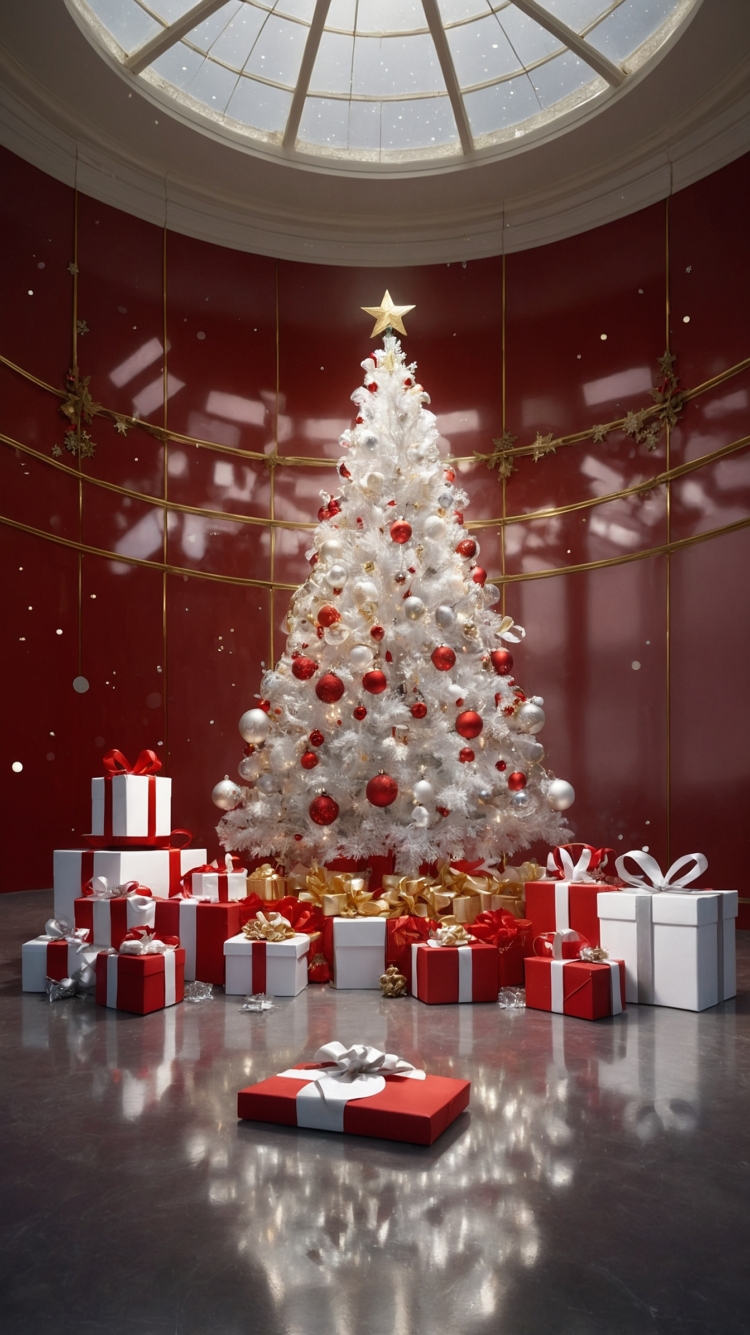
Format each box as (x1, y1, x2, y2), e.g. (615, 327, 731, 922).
(0, 0, 748, 263)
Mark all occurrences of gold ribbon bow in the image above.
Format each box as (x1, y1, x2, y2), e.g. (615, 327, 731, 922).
(339, 886, 390, 918)
(495, 860, 543, 892)
(247, 863, 286, 901)
(381, 875, 437, 918)
(300, 866, 370, 914)
(579, 945, 609, 962)
(242, 911, 296, 942)
(432, 917, 473, 947)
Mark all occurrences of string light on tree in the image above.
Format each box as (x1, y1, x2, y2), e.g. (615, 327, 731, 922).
(214, 295, 574, 867)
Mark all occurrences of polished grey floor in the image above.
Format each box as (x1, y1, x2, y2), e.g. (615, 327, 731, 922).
(1, 889, 748, 1335)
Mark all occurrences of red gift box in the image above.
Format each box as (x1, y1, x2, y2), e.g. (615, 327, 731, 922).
(525, 955, 626, 1020)
(385, 915, 434, 990)
(525, 881, 605, 949)
(95, 947, 185, 1015)
(238, 1066, 470, 1145)
(410, 940, 498, 1004)
(154, 898, 240, 984)
(469, 910, 532, 986)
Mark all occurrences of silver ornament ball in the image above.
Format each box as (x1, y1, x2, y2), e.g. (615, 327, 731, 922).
(362, 433, 379, 452)
(349, 644, 373, 669)
(324, 563, 348, 589)
(256, 773, 278, 794)
(237, 756, 258, 781)
(403, 595, 426, 621)
(510, 789, 531, 811)
(239, 708, 270, 745)
(319, 537, 344, 562)
(547, 778, 575, 811)
(412, 805, 430, 828)
(413, 779, 435, 805)
(476, 787, 494, 805)
(514, 702, 546, 735)
(212, 776, 242, 810)
(435, 604, 457, 629)
(437, 491, 453, 509)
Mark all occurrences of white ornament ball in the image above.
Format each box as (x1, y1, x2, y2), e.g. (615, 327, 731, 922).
(324, 622, 350, 645)
(324, 563, 348, 589)
(237, 756, 258, 781)
(413, 779, 435, 805)
(349, 644, 373, 670)
(435, 604, 456, 629)
(212, 776, 242, 810)
(483, 584, 501, 606)
(408, 443, 428, 464)
(319, 537, 344, 562)
(424, 515, 446, 541)
(514, 702, 546, 735)
(547, 779, 575, 811)
(257, 773, 278, 794)
(510, 790, 531, 811)
(516, 737, 545, 764)
(403, 596, 426, 621)
(270, 740, 296, 772)
(353, 580, 379, 606)
(239, 708, 270, 745)
(363, 471, 384, 494)
(412, 805, 430, 828)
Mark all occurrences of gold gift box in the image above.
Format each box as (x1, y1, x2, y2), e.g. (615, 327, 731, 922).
(476, 889, 526, 918)
(246, 864, 287, 902)
(449, 895, 482, 925)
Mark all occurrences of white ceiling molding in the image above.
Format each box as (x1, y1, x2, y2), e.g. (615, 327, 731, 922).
(0, 1, 748, 266)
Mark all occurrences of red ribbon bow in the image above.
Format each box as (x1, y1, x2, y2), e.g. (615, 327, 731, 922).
(103, 748, 162, 776)
(469, 908, 524, 949)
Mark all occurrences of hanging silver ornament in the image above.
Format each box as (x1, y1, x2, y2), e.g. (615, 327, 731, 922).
(514, 702, 546, 735)
(483, 584, 501, 606)
(212, 776, 242, 810)
(423, 515, 446, 541)
(510, 789, 531, 810)
(435, 604, 456, 629)
(319, 537, 344, 562)
(437, 491, 453, 509)
(413, 778, 435, 805)
(547, 779, 575, 811)
(324, 563, 348, 589)
(239, 708, 270, 745)
(256, 773, 278, 794)
(412, 805, 430, 828)
(476, 787, 494, 805)
(237, 755, 258, 781)
(515, 736, 545, 764)
(349, 643, 373, 670)
(403, 596, 426, 621)
(362, 433, 379, 451)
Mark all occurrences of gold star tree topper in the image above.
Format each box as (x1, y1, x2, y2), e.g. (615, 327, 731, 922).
(361, 290, 415, 338)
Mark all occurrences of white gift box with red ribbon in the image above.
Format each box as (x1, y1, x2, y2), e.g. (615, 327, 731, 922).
(53, 847, 208, 924)
(22, 920, 98, 992)
(597, 851, 737, 1010)
(224, 933, 310, 996)
(90, 749, 172, 840)
(181, 855, 247, 903)
(74, 879, 156, 949)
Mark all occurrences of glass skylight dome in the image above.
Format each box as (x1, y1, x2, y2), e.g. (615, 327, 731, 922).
(70, 0, 697, 170)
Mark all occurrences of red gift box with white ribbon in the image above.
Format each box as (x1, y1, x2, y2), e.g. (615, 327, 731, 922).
(410, 933, 498, 1005)
(524, 929, 625, 1021)
(525, 844, 617, 949)
(95, 929, 185, 1015)
(237, 1042, 471, 1146)
(74, 879, 155, 950)
(154, 897, 241, 984)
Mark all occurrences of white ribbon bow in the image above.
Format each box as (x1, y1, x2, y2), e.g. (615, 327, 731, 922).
(615, 850, 708, 894)
(90, 877, 151, 907)
(45, 918, 91, 952)
(546, 847, 596, 883)
(279, 1041, 425, 1105)
(119, 932, 176, 956)
(496, 615, 525, 644)
(551, 929, 581, 960)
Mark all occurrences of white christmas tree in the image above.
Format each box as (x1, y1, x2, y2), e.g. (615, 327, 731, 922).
(216, 294, 574, 871)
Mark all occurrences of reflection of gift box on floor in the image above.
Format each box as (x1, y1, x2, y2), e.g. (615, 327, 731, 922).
(95, 947, 185, 1014)
(597, 889, 737, 1010)
(410, 941, 498, 1004)
(224, 933, 310, 996)
(154, 899, 240, 984)
(74, 889, 155, 950)
(525, 956, 625, 1020)
(22, 935, 98, 992)
(53, 847, 207, 923)
(323, 918, 387, 989)
(238, 1052, 470, 1146)
(525, 881, 605, 948)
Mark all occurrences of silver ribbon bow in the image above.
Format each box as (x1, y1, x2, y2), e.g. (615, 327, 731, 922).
(118, 931, 175, 956)
(45, 918, 91, 952)
(614, 851, 708, 894)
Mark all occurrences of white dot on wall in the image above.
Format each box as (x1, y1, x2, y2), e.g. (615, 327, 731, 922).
(11, 762, 23, 773)
(91, 593, 96, 599)
(631, 661, 641, 670)
(197, 331, 206, 340)
(47, 752, 55, 761)
(618, 834, 624, 840)
(683, 315, 690, 323)
(27, 290, 33, 296)
(56, 628, 63, 635)
(72, 676, 90, 693)
(600, 333, 607, 340)
(642, 845, 649, 852)
(37, 262, 45, 269)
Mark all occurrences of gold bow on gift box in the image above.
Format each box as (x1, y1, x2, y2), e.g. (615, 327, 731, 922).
(380, 875, 451, 919)
(436, 865, 485, 925)
(476, 860, 543, 918)
(300, 866, 377, 917)
(338, 886, 390, 918)
(247, 863, 287, 902)
(242, 911, 296, 942)
(432, 917, 473, 947)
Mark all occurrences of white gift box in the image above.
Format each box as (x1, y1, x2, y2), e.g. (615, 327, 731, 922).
(330, 917, 387, 990)
(74, 884, 156, 949)
(185, 869, 247, 902)
(597, 889, 737, 1011)
(223, 933, 310, 997)
(91, 773, 172, 839)
(53, 848, 207, 924)
(22, 935, 99, 993)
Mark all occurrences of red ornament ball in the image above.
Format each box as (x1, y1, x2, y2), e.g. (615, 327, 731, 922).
(431, 645, 456, 672)
(459, 748, 475, 764)
(258, 699, 271, 713)
(367, 382, 378, 394)
(471, 567, 487, 586)
(300, 751, 319, 770)
(292, 655, 317, 681)
(309, 730, 324, 747)
(410, 701, 427, 719)
(385, 650, 393, 663)
(490, 649, 514, 675)
(366, 773, 398, 807)
(315, 672, 345, 704)
(508, 771, 527, 791)
(362, 669, 387, 695)
(309, 794, 339, 825)
(437, 806, 450, 817)
(454, 511, 465, 525)
(456, 710, 483, 740)
(339, 463, 351, 479)
(390, 519, 413, 544)
(353, 705, 367, 721)
(495, 760, 507, 772)
(455, 537, 477, 559)
(317, 605, 341, 628)
(370, 625, 385, 642)
(444, 468, 455, 483)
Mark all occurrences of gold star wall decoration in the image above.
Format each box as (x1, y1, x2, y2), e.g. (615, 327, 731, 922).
(361, 290, 415, 337)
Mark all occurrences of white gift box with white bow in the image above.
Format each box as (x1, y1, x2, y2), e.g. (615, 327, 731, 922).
(597, 852, 737, 1011)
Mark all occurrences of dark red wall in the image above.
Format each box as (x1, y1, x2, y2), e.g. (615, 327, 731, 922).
(1, 146, 748, 917)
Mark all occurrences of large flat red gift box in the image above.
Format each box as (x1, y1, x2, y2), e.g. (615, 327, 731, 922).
(238, 1068, 471, 1145)
(525, 956, 626, 1020)
(524, 881, 606, 949)
(95, 948, 185, 1015)
(411, 941, 498, 1004)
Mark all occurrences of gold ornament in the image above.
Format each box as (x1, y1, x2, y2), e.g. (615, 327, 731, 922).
(363, 561, 375, 574)
(379, 965, 408, 997)
(361, 290, 415, 338)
